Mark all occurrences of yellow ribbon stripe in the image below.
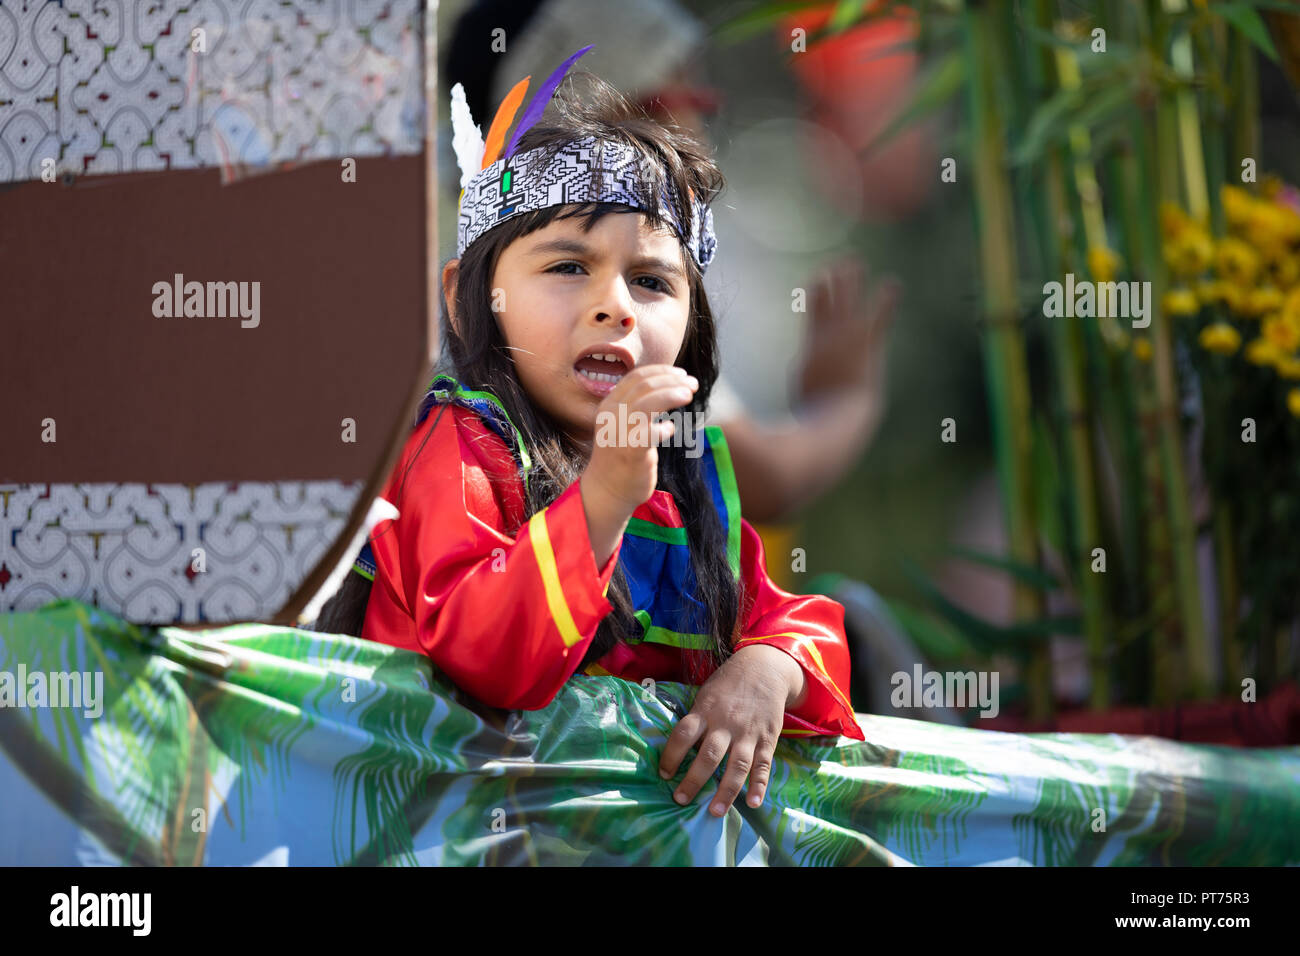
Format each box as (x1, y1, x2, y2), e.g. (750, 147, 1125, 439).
(528, 510, 584, 648)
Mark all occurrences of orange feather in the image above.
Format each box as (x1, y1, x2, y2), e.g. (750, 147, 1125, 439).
(480, 76, 531, 170)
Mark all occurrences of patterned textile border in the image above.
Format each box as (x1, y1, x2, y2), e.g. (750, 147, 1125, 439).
(0, 482, 362, 622)
(0, 0, 422, 184)
(1, 600, 1298, 865)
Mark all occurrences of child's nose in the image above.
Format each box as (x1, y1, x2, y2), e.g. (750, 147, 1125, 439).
(594, 311, 634, 330)
(591, 275, 637, 328)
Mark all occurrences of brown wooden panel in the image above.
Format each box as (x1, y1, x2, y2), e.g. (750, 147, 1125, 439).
(1, 154, 429, 485)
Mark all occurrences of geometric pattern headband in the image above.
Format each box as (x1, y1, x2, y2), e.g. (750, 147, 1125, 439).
(456, 135, 717, 271)
(450, 44, 718, 272)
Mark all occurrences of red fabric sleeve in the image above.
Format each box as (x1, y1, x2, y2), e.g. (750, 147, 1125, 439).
(366, 406, 621, 710)
(732, 518, 866, 741)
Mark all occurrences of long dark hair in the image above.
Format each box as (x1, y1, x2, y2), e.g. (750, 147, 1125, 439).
(319, 72, 742, 680)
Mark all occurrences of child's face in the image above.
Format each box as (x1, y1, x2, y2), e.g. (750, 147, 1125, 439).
(490, 210, 693, 446)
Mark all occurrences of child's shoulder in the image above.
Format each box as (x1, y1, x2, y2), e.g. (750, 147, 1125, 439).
(404, 399, 527, 529)
(406, 399, 518, 475)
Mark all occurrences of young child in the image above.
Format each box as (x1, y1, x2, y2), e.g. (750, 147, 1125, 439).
(321, 50, 864, 820)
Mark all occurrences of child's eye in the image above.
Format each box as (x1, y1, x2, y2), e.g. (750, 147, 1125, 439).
(635, 275, 669, 294)
(547, 262, 585, 275)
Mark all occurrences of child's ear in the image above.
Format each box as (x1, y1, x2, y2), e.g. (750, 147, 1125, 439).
(442, 259, 461, 336)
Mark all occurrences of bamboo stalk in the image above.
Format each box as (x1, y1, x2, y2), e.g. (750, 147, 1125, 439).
(1031, 6, 1114, 710)
(1111, 3, 1182, 705)
(1198, 18, 1244, 694)
(1055, 46, 1127, 350)
(1100, 141, 1155, 630)
(1142, 0, 1212, 699)
(965, 0, 1050, 719)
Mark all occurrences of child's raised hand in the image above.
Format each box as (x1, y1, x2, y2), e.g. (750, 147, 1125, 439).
(796, 257, 900, 406)
(658, 644, 805, 817)
(582, 364, 698, 515)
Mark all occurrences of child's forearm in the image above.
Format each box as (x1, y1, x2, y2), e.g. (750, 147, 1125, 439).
(579, 475, 632, 567)
(726, 388, 881, 523)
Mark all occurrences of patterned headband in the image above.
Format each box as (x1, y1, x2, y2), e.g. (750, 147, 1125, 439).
(450, 45, 718, 271)
(456, 136, 717, 271)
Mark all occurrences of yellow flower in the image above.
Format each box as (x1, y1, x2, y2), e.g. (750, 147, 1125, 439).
(1283, 288, 1300, 328)
(1164, 226, 1215, 278)
(1162, 288, 1200, 316)
(1221, 185, 1255, 230)
(1245, 337, 1283, 366)
(1215, 237, 1261, 287)
(1275, 357, 1300, 380)
(1261, 175, 1284, 200)
(1087, 245, 1122, 283)
(1222, 283, 1253, 315)
(1281, 205, 1300, 245)
(1161, 201, 1191, 239)
(1243, 286, 1286, 318)
(1244, 201, 1296, 251)
(1195, 279, 1228, 305)
(1262, 247, 1300, 289)
(1288, 388, 1300, 418)
(1262, 313, 1300, 352)
(1133, 338, 1153, 362)
(1198, 322, 1241, 355)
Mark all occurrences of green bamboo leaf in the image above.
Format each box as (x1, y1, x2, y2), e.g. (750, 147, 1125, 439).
(1017, 23, 1081, 51)
(883, 597, 982, 664)
(714, 0, 838, 45)
(1018, 24, 1139, 65)
(1012, 85, 1085, 166)
(1012, 82, 1130, 167)
(901, 558, 1082, 653)
(829, 0, 870, 32)
(944, 546, 1063, 591)
(1216, 2, 1281, 63)
(860, 49, 965, 157)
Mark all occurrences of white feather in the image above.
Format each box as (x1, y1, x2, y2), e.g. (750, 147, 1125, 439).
(449, 82, 485, 190)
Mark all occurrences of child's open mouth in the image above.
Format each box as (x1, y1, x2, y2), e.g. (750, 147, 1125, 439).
(574, 350, 631, 397)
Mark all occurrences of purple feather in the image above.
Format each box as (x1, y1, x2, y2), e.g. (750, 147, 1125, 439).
(503, 44, 595, 161)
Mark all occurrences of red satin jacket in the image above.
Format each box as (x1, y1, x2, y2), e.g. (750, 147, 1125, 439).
(360, 401, 864, 741)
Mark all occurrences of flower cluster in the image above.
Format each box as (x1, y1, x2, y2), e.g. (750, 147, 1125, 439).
(1159, 181, 1300, 417)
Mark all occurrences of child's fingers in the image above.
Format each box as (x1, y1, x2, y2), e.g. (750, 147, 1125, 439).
(598, 386, 698, 450)
(612, 365, 690, 399)
(623, 374, 697, 413)
(658, 711, 706, 780)
(745, 739, 778, 808)
(642, 383, 697, 415)
(709, 738, 758, 817)
(671, 728, 732, 807)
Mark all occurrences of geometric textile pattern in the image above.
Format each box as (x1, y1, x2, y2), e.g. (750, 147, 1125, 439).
(0, 0, 422, 183)
(0, 481, 363, 622)
(458, 136, 718, 270)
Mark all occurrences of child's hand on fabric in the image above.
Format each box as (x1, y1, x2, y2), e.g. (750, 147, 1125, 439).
(658, 644, 806, 817)
(582, 363, 698, 516)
